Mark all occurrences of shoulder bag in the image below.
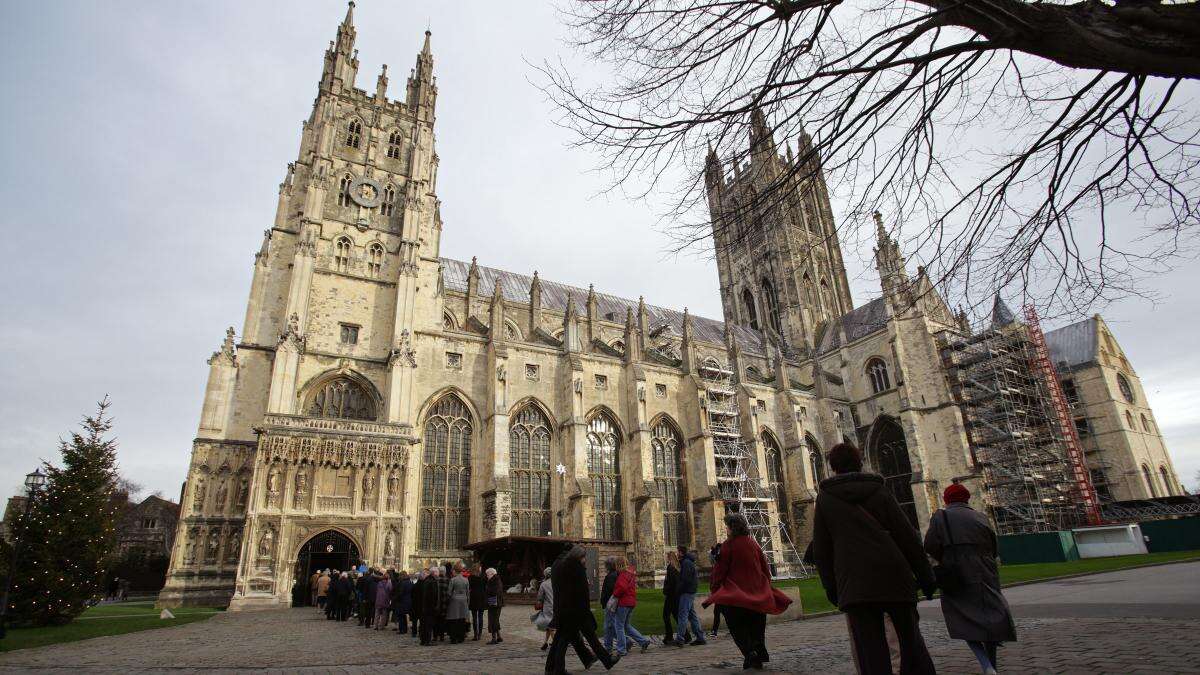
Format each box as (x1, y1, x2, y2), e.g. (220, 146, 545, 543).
(932, 509, 964, 593)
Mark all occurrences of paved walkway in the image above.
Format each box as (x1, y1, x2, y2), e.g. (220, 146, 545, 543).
(1, 562, 1197, 674)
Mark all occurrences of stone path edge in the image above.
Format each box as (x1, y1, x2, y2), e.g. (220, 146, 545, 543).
(795, 556, 1200, 622)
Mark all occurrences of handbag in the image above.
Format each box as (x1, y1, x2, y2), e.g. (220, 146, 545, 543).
(932, 509, 965, 593)
(605, 596, 618, 613)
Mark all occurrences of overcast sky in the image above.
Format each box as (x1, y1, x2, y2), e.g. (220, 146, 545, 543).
(1, 1, 1197, 500)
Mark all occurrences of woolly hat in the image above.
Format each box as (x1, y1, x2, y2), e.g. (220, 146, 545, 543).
(943, 483, 970, 504)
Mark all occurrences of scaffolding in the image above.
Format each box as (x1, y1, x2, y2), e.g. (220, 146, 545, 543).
(940, 309, 1097, 535)
(699, 360, 809, 577)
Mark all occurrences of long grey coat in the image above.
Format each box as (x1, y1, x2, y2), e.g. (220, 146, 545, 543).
(923, 503, 1017, 643)
(445, 574, 470, 621)
(533, 578, 554, 630)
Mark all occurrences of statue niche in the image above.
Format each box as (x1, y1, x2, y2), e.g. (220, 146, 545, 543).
(293, 468, 309, 509)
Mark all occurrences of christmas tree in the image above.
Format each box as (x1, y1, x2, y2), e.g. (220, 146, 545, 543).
(2, 399, 121, 626)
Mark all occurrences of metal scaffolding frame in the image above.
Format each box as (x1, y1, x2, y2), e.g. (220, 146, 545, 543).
(699, 360, 809, 577)
(940, 312, 1096, 535)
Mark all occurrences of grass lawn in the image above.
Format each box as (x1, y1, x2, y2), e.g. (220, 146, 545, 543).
(1, 602, 223, 652)
(598, 549, 1200, 636)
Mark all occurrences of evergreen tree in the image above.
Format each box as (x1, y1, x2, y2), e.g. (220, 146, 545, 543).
(3, 399, 121, 626)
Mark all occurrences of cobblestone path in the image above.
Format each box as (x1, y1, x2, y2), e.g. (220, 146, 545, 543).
(1, 562, 1197, 674)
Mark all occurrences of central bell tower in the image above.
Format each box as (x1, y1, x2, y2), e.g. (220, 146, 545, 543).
(706, 111, 853, 353)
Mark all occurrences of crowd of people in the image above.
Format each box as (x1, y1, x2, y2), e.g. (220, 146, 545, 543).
(293, 439, 1016, 675)
(304, 561, 507, 645)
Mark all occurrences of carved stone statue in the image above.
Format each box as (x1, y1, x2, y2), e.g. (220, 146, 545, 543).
(184, 528, 199, 564)
(206, 529, 220, 563)
(293, 469, 309, 508)
(258, 527, 275, 560)
(214, 480, 228, 512)
(192, 477, 206, 513)
(361, 473, 377, 510)
(266, 466, 281, 506)
(236, 477, 249, 508)
(383, 530, 395, 559)
(386, 471, 399, 510)
(226, 529, 241, 563)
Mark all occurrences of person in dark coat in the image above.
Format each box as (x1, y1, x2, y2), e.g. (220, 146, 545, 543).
(662, 550, 684, 644)
(468, 564, 487, 641)
(545, 545, 619, 674)
(360, 569, 378, 627)
(708, 543, 727, 637)
(812, 442, 937, 675)
(484, 567, 505, 644)
(420, 567, 446, 645)
(393, 570, 413, 635)
(335, 572, 354, 621)
(435, 567, 451, 641)
(924, 483, 1016, 675)
(702, 513, 793, 670)
(674, 546, 705, 646)
(411, 570, 426, 638)
(599, 557, 619, 651)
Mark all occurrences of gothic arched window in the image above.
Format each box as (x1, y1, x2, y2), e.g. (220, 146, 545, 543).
(510, 404, 552, 537)
(1117, 373, 1135, 403)
(380, 184, 396, 217)
(345, 119, 363, 148)
(334, 236, 352, 273)
(866, 358, 891, 394)
(805, 433, 825, 488)
(338, 173, 354, 207)
(367, 243, 384, 278)
(761, 278, 782, 335)
(819, 279, 835, 314)
(306, 376, 376, 420)
(652, 419, 688, 548)
(420, 394, 472, 552)
(386, 131, 403, 159)
(1159, 466, 1174, 496)
(742, 289, 759, 331)
(762, 432, 790, 544)
(1125, 410, 1135, 429)
(1142, 463, 1158, 498)
(802, 274, 816, 305)
(587, 412, 623, 540)
(1141, 414, 1153, 434)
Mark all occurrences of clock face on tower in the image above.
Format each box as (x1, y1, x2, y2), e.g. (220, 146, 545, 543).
(348, 176, 384, 208)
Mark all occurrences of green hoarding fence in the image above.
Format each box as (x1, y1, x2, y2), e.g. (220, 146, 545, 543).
(997, 530, 1079, 565)
(1138, 517, 1200, 553)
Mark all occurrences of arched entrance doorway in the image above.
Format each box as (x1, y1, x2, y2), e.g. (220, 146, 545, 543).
(869, 418, 918, 527)
(295, 529, 361, 581)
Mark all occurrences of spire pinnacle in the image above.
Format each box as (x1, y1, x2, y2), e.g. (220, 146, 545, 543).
(422, 29, 432, 56)
(344, 1, 355, 27)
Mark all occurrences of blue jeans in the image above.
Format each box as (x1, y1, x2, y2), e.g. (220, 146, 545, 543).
(613, 606, 649, 655)
(675, 593, 703, 643)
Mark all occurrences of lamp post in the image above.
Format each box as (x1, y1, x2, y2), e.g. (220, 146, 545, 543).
(0, 469, 48, 640)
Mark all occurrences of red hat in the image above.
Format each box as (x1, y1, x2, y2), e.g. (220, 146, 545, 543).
(943, 483, 970, 505)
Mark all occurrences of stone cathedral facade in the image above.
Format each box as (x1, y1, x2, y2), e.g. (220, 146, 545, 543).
(158, 5, 1182, 609)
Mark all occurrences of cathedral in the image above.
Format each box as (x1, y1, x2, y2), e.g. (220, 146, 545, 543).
(158, 4, 1183, 609)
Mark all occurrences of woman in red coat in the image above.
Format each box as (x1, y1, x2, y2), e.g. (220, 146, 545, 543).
(704, 513, 792, 669)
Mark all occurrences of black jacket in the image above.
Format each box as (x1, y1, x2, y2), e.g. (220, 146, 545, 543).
(812, 472, 935, 610)
(678, 552, 699, 595)
(393, 577, 413, 613)
(662, 564, 679, 599)
(551, 554, 596, 631)
(421, 575, 445, 618)
(599, 569, 619, 608)
(411, 577, 425, 614)
(485, 575, 505, 607)
(468, 574, 486, 611)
